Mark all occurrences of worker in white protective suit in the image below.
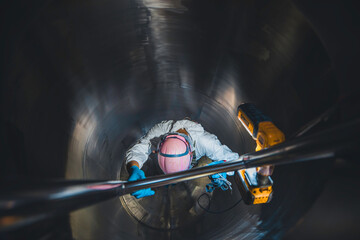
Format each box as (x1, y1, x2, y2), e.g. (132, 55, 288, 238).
(126, 119, 239, 199)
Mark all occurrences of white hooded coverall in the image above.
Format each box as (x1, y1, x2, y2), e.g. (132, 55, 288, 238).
(125, 120, 239, 173)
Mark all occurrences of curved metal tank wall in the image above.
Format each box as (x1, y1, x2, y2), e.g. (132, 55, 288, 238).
(1, 0, 340, 239)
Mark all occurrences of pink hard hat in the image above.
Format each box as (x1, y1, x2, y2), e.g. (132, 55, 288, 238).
(158, 134, 192, 174)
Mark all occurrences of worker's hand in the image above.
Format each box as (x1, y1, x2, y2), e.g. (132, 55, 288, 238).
(206, 161, 232, 193)
(128, 166, 155, 199)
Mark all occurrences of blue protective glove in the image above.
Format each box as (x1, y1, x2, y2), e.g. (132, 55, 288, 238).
(206, 161, 232, 193)
(128, 166, 155, 199)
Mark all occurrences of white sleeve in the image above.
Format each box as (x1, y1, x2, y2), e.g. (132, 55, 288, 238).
(195, 131, 240, 176)
(125, 121, 172, 169)
(196, 131, 240, 162)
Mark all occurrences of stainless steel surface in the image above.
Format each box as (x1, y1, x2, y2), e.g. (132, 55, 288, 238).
(2, 0, 353, 239)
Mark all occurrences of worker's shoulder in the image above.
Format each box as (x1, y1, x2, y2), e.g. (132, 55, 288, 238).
(176, 119, 204, 132)
(156, 120, 173, 125)
(148, 120, 173, 133)
(152, 119, 186, 129)
(154, 119, 205, 133)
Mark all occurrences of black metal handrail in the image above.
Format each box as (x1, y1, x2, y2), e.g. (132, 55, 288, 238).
(1, 119, 359, 231)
